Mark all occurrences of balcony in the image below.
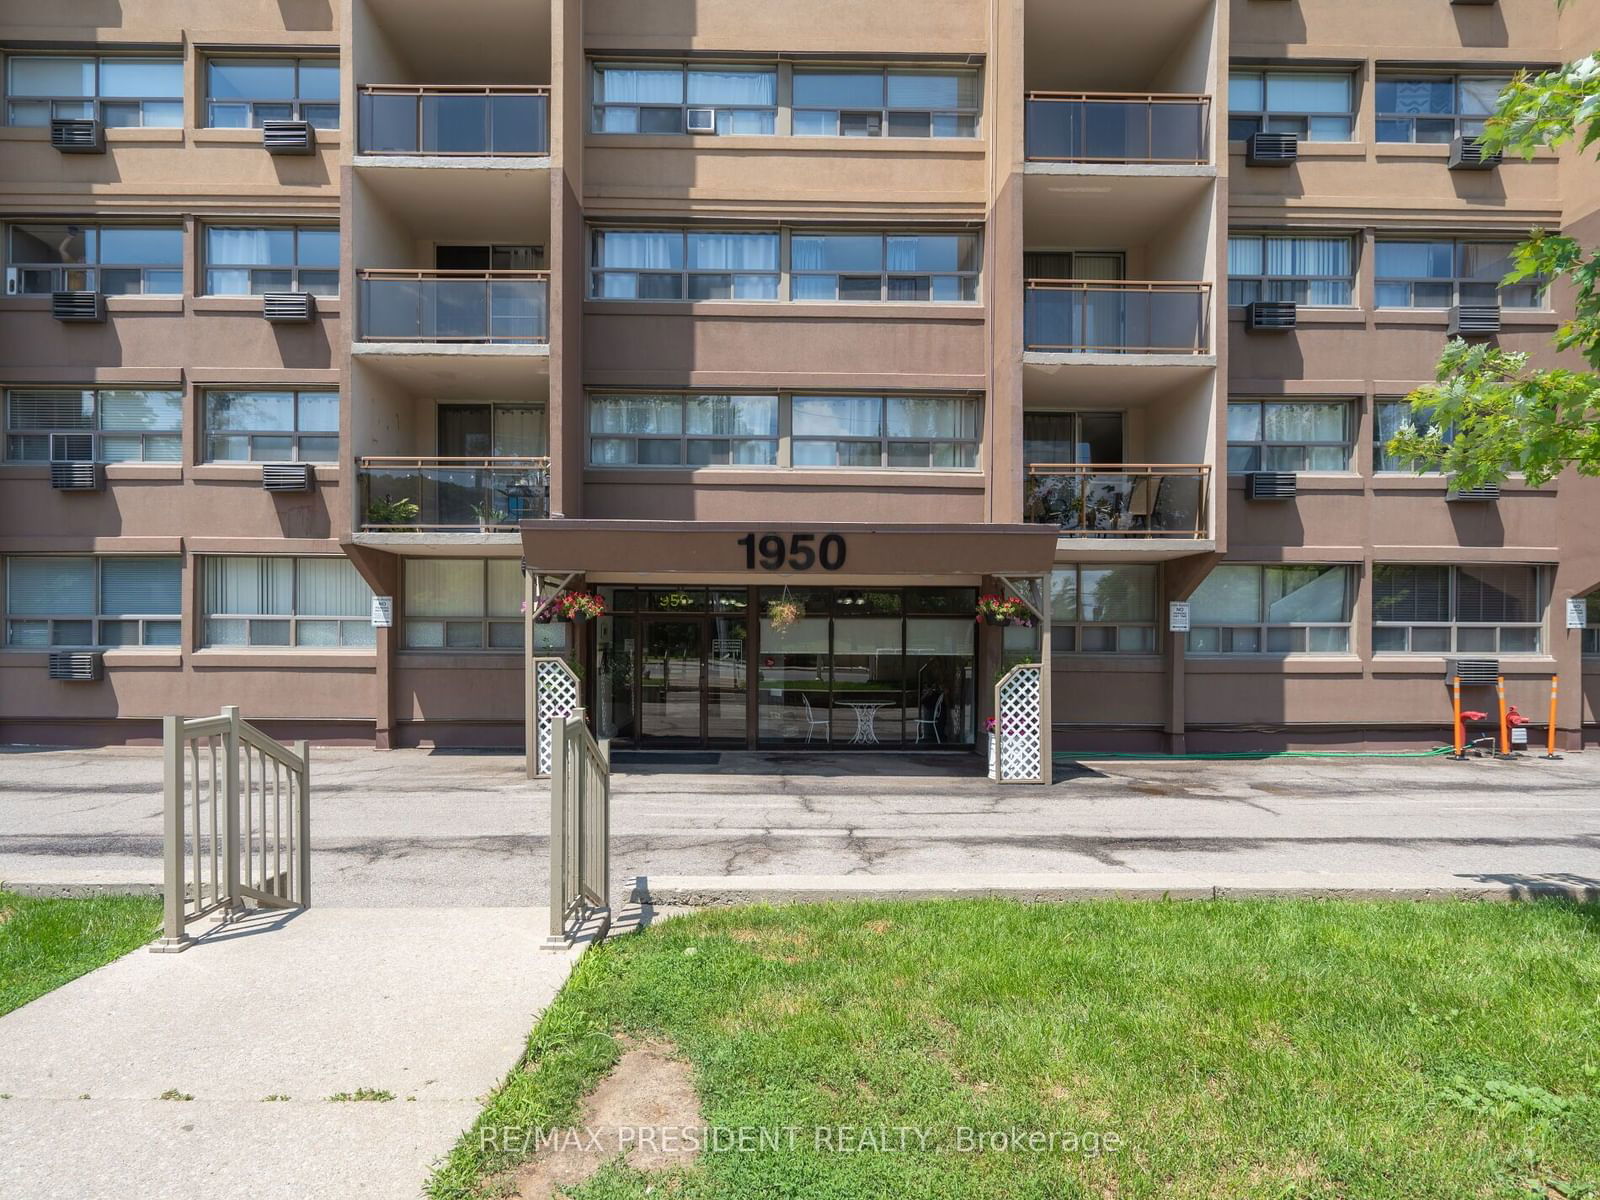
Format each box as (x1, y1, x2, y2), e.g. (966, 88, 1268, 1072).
(357, 270, 549, 343)
(357, 86, 550, 156)
(1025, 93, 1210, 165)
(357, 457, 550, 532)
(1024, 281, 1211, 354)
(1024, 464, 1210, 538)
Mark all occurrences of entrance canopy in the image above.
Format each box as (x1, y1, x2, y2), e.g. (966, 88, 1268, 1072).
(519, 521, 1059, 580)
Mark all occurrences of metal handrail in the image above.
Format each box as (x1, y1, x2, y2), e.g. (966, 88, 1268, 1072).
(1023, 280, 1211, 354)
(357, 455, 551, 468)
(1025, 92, 1212, 164)
(1024, 463, 1211, 538)
(357, 269, 549, 280)
(155, 706, 310, 952)
(359, 84, 551, 95)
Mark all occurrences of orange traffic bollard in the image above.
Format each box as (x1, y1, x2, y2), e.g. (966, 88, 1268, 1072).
(1495, 675, 1511, 757)
(1451, 677, 1465, 758)
(1544, 675, 1563, 760)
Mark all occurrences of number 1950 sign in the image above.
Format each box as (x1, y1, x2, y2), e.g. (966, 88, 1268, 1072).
(737, 532, 848, 572)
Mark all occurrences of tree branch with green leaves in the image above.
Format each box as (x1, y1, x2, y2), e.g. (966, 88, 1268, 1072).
(1387, 49, 1600, 487)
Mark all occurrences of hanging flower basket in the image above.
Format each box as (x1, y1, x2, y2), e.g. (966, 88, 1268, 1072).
(555, 590, 606, 623)
(975, 593, 1034, 627)
(767, 598, 803, 633)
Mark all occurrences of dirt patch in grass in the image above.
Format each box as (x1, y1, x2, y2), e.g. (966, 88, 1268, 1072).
(514, 1038, 703, 1200)
(725, 926, 814, 962)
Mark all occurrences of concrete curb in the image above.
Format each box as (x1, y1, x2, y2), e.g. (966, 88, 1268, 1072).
(3, 880, 162, 899)
(636, 872, 1600, 906)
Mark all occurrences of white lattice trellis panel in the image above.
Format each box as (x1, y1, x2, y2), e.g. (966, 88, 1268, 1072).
(997, 665, 1044, 783)
(534, 658, 580, 777)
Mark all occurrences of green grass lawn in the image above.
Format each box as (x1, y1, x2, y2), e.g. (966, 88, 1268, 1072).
(431, 900, 1600, 1200)
(0, 889, 162, 1017)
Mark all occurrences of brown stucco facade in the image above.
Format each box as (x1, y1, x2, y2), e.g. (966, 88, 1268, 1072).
(1, 0, 1596, 753)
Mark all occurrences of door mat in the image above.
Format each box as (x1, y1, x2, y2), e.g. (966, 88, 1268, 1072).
(610, 752, 722, 766)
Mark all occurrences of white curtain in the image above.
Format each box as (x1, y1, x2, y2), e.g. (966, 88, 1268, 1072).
(596, 66, 683, 104)
(206, 227, 291, 267)
(686, 232, 777, 271)
(486, 560, 522, 618)
(594, 230, 682, 270)
(686, 69, 775, 107)
(405, 559, 481, 618)
(206, 557, 293, 616)
(296, 558, 371, 617)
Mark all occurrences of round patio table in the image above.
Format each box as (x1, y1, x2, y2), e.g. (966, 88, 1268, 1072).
(846, 702, 886, 745)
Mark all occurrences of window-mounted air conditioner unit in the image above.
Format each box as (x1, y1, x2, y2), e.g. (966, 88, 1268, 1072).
(1446, 482, 1500, 502)
(51, 118, 104, 153)
(263, 292, 316, 322)
(1448, 303, 1500, 336)
(48, 651, 104, 682)
(262, 463, 314, 492)
(1447, 658, 1499, 685)
(685, 107, 717, 134)
(1448, 135, 1502, 170)
(1246, 132, 1298, 165)
(1246, 301, 1297, 332)
(51, 291, 105, 322)
(1247, 471, 1298, 500)
(262, 119, 315, 154)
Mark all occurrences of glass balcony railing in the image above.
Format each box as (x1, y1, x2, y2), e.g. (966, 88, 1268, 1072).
(1024, 464, 1210, 538)
(357, 86, 550, 155)
(1024, 281, 1211, 354)
(357, 270, 549, 343)
(357, 457, 551, 532)
(1025, 93, 1211, 164)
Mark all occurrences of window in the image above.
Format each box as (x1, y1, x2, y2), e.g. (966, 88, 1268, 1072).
(587, 393, 980, 469)
(206, 57, 339, 129)
(5, 556, 181, 648)
(1375, 240, 1545, 310)
(792, 395, 979, 469)
(592, 63, 777, 135)
(1376, 74, 1509, 143)
(589, 393, 778, 466)
(5, 56, 183, 128)
(793, 67, 979, 138)
(1227, 400, 1353, 472)
(1022, 251, 1125, 282)
(1227, 234, 1355, 306)
(589, 229, 779, 300)
(403, 558, 522, 650)
(1049, 565, 1158, 653)
(1187, 565, 1353, 654)
(204, 226, 338, 296)
(1374, 398, 1451, 473)
(6, 223, 182, 295)
(203, 557, 374, 648)
(5, 388, 181, 464)
(1373, 564, 1544, 654)
(1228, 70, 1355, 142)
(790, 232, 979, 302)
(204, 390, 338, 463)
(1584, 595, 1599, 657)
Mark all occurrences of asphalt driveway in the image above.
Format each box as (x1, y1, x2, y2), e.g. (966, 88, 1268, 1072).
(3, 746, 1598, 903)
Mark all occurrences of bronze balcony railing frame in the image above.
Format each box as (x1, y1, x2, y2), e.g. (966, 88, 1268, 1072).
(1025, 91, 1212, 164)
(1024, 462, 1211, 538)
(1023, 279, 1212, 354)
(357, 455, 551, 531)
(357, 84, 551, 155)
(357, 269, 550, 343)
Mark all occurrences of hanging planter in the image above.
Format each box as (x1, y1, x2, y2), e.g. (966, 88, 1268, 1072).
(975, 593, 1034, 627)
(554, 590, 606, 623)
(767, 598, 803, 633)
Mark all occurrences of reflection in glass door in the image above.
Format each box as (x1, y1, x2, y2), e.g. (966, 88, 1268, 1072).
(640, 619, 703, 745)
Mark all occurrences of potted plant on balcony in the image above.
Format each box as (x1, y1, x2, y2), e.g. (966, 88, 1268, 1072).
(976, 594, 1034, 627)
(470, 500, 509, 533)
(555, 590, 606, 624)
(365, 494, 420, 532)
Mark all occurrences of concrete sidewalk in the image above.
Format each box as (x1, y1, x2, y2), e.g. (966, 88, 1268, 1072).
(0, 906, 583, 1200)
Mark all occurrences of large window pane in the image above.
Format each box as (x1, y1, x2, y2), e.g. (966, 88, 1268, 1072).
(100, 558, 181, 615)
(1265, 73, 1350, 113)
(7, 558, 95, 615)
(406, 559, 482, 618)
(99, 59, 183, 98)
(208, 60, 295, 100)
(790, 234, 882, 272)
(887, 71, 977, 109)
(1264, 566, 1348, 623)
(1454, 564, 1538, 623)
(686, 68, 775, 107)
(793, 395, 881, 438)
(595, 65, 684, 105)
(207, 557, 293, 616)
(794, 71, 884, 108)
(1080, 565, 1156, 622)
(97, 228, 182, 266)
(1191, 565, 1262, 624)
(9, 58, 95, 97)
(296, 558, 370, 617)
(1372, 564, 1450, 623)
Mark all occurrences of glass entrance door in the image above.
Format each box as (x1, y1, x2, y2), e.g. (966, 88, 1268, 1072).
(639, 619, 704, 745)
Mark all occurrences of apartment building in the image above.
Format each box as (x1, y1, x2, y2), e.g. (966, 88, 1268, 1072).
(1, 0, 1596, 754)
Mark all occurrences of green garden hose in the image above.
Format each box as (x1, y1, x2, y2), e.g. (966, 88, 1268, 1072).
(1055, 746, 1456, 762)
